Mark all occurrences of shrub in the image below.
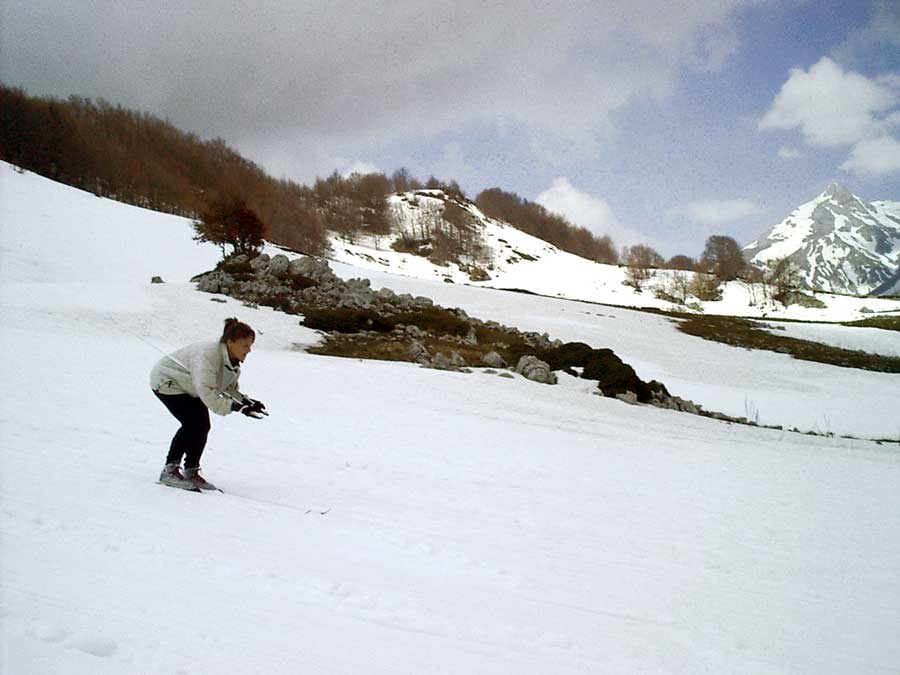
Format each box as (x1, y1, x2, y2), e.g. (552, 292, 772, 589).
(218, 258, 254, 275)
(532, 342, 668, 402)
(687, 273, 722, 301)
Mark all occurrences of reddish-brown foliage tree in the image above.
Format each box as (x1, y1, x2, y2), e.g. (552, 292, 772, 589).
(194, 195, 266, 256)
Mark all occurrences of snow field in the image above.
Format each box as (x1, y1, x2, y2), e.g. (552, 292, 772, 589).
(2, 164, 900, 673)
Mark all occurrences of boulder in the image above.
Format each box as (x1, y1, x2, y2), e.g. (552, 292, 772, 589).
(249, 253, 271, 272)
(267, 254, 290, 276)
(616, 391, 639, 405)
(482, 351, 506, 368)
(408, 340, 430, 364)
(430, 352, 453, 370)
(515, 355, 557, 385)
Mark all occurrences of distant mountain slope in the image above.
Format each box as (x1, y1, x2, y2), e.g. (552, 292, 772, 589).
(870, 265, 900, 297)
(325, 186, 900, 321)
(742, 184, 900, 296)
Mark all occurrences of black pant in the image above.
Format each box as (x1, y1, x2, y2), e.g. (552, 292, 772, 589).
(153, 391, 211, 469)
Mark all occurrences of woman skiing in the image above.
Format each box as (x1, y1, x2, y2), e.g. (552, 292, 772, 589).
(150, 318, 266, 491)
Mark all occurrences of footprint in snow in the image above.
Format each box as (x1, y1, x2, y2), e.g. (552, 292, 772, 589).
(28, 624, 68, 644)
(67, 635, 118, 658)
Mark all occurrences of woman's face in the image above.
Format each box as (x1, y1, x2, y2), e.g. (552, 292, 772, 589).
(227, 336, 254, 363)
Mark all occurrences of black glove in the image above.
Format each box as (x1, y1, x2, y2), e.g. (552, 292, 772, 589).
(240, 396, 267, 417)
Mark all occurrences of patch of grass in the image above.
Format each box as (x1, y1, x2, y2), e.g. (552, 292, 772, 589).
(307, 335, 412, 361)
(393, 306, 471, 337)
(307, 334, 502, 367)
(301, 305, 474, 338)
(841, 316, 900, 332)
(678, 315, 900, 373)
(302, 308, 396, 333)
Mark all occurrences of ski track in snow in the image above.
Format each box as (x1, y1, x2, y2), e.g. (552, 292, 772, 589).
(2, 163, 900, 674)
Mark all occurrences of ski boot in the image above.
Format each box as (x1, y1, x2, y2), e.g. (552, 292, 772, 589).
(158, 463, 200, 492)
(184, 466, 217, 491)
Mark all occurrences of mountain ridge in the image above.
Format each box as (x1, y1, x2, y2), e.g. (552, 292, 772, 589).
(742, 184, 900, 296)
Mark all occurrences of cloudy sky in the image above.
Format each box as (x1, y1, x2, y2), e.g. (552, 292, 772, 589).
(2, 0, 899, 257)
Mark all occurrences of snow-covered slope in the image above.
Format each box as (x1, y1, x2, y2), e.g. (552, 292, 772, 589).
(3, 163, 900, 674)
(328, 189, 900, 321)
(743, 184, 900, 296)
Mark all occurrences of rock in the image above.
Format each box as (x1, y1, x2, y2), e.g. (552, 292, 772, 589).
(376, 287, 397, 303)
(498, 372, 515, 379)
(405, 325, 427, 339)
(249, 253, 271, 271)
(267, 254, 290, 276)
(150, 276, 164, 284)
(515, 355, 557, 385)
(210, 297, 227, 303)
(616, 391, 639, 405)
(671, 397, 700, 414)
(408, 339, 429, 361)
(430, 352, 453, 370)
(196, 271, 230, 294)
(482, 351, 506, 368)
(288, 256, 337, 283)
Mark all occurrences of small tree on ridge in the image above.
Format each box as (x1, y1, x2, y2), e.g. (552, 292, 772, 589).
(194, 194, 266, 257)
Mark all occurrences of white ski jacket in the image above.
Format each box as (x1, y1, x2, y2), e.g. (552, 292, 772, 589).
(150, 341, 244, 416)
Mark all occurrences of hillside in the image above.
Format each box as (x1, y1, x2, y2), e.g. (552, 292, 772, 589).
(329, 189, 900, 322)
(3, 163, 900, 674)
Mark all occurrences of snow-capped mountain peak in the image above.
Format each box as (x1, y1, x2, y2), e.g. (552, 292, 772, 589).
(821, 182, 857, 206)
(743, 185, 900, 296)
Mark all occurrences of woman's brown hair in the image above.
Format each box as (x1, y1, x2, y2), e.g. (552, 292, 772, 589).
(220, 317, 255, 344)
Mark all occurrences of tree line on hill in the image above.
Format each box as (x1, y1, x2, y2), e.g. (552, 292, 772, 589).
(2, 84, 793, 300)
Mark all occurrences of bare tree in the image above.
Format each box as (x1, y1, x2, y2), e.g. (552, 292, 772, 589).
(700, 235, 747, 281)
(623, 244, 664, 290)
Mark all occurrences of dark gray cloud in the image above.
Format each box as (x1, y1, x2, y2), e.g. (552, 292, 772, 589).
(1, 0, 760, 180)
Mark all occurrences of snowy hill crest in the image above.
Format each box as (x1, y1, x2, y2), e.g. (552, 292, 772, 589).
(743, 184, 900, 296)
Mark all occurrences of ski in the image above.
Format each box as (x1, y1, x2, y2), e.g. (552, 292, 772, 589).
(212, 488, 330, 514)
(157, 480, 202, 493)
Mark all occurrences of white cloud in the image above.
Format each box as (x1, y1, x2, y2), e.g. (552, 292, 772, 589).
(840, 135, 900, 176)
(760, 56, 900, 176)
(535, 177, 648, 249)
(777, 146, 800, 159)
(759, 57, 899, 147)
(666, 199, 762, 226)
